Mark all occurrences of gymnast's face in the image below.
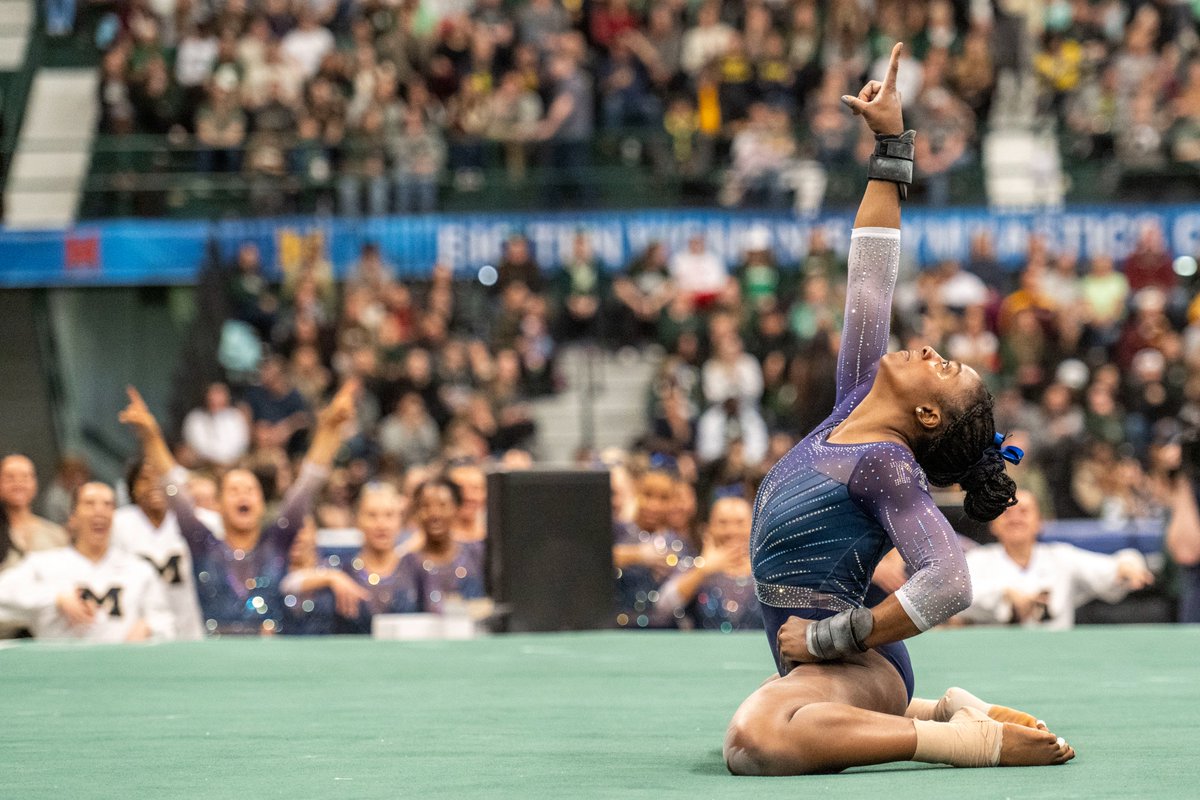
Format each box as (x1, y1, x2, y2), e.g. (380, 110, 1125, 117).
(879, 346, 982, 431)
(219, 469, 266, 535)
(634, 474, 675, 532)
(416, 484, 458, 544)
(989, 489, 1041, 549)
(708, 498, 751, 552)
(358, 491, 402, 552)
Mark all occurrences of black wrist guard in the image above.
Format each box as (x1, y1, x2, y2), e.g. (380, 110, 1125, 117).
(868, 130, 916, 201)
(804, 607, 874, 661)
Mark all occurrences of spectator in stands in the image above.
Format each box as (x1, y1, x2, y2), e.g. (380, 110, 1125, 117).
(118, 382, 357, 635)
(782, 275, 840, 347)
(1080, 253, 1130, 348)
(486, 70, 543, 181)
(227, 241, 278, 341)
(347, 242, 396, 296)
(702, 333, 763, 407)
(1116, 93, 1169, 170)
(0, 455, 68, 558)
(696, 395, 769, 468)
(195, 86, 247, 174)
(613, 242, 675, 346)
(493, 234, 540, 296)
(0, 482, 173, 642)
(183, 382, 251, 468)
(282, 6, 335, 79)
(958, 490, 1153, 629)
(518, 0, 570, 54)
(39, 455, 90, 527)
(681, 1, 735, 77)
(912, 87, 974, 206)
(936, 259, 990, 313)
(946, 305, 1000, 378)
(113, 458, 222, 641)
(654, 496, 760, 630)
(339, 104, 390, 217)
(1123, 222, 1177, 294)
(379, 392, 440, 469)
(724, 103, 796, 208)
(241, 356, 313, 458)
(554, 231, 608, 342)
(535, 53, 595, 206)
(600, 38, 662, 130)
(447, 463, 487, 544)
(392, 109, 446, 213)
(734, 227, 783, 314)
(669, 232, 729, 310)
(397, 478, 485, 613)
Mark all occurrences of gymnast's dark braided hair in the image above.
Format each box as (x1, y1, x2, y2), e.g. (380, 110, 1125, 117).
(911, 385, 1018, 522)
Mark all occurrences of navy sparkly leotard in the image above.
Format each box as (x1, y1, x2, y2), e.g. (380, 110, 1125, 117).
(750, 227, 972, 699)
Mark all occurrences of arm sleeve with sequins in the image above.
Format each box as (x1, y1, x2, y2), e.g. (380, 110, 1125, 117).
(269, 460, 330, 550)
(848, 444, 972, 631)
(836, 227, 902, 405)
(162, 466, 221, 556)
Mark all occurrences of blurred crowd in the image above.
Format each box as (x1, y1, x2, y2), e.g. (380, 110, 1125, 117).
(81, 1, 1200, 212)
(2, 210, 1199, 641)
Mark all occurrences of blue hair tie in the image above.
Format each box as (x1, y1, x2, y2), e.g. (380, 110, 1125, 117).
(994, 432, 1024, 465)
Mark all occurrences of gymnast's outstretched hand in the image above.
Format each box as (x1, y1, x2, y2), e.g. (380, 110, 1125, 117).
(841, 41, 905, 136)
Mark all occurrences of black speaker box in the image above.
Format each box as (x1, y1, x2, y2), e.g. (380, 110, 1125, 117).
(486, 469, 614, 632)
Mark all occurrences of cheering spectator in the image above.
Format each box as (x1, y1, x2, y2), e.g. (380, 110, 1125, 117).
(0, 483, 173, 642)
(959, 490, 1154, 629)
(119, 381, 357, 635)
(113, 458, 223, 641)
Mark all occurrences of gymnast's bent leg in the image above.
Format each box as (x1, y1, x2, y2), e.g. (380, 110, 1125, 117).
(723, 652, 1074, 776)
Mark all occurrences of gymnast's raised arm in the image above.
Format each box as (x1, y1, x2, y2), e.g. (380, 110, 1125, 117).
(834, 43, 907, 404)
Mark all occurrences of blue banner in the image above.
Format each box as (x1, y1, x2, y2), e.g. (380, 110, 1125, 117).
(3, 204, 1200, 287)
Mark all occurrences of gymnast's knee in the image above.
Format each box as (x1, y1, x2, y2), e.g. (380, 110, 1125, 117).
(723, 720, 775, 776)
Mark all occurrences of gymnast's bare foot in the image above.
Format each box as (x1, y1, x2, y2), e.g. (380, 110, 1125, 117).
(998, 723, 1076, 766)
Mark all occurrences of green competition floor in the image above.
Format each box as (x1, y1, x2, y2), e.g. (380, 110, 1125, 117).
(2, 626, 1197, 799)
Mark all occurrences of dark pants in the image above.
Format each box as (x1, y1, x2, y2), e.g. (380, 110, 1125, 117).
(543, 139, 594, 208)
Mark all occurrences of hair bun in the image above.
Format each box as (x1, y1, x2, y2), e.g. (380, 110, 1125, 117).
(960, 450, 1017, 522)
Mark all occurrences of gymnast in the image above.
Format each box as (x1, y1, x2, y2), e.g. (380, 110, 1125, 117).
(723, 44, 1075, 775)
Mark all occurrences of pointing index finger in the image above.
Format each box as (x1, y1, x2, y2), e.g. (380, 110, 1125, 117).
(883, 42, 903, 91)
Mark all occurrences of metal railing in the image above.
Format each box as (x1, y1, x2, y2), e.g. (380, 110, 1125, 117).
(6, 126, 1200, 219)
